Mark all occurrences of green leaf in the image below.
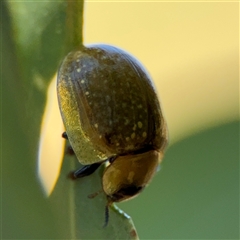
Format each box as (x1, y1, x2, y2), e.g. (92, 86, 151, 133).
(2, 1, 138, 239)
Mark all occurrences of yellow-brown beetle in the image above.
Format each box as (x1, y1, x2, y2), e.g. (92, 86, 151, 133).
(57, 44, 168, 225)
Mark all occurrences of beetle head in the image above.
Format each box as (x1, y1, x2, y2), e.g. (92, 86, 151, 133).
(102, 150, 159, 203)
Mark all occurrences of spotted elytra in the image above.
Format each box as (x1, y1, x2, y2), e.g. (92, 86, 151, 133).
(57, 44, 168, 226)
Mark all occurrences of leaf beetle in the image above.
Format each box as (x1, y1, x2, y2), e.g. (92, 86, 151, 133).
(57, 44, 168, 225)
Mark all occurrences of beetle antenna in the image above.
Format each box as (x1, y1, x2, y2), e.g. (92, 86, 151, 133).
(103, 204, 109, 228)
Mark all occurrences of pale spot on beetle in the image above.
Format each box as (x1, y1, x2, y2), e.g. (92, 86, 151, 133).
(85, 91, 89, 95)
(76, 68, 81, 73)
(142, 132, 147, 137)
(127, 171, 135, 183)
(124, 119, 129, 125)
(137, 121, 143, 129)
(81, 79, 85, 84)
(131, 132, 136, 139)
(105, 95, 111, 102)
(76, 53, 81, 58)
(132, 124, 137, 131)
(94, 123, 98, 128)
(126, 137, 130, 141)
(68, 77, 71, 80)
(99, 135, 102, 139)
(122, 102, 127, 108)
(115, 142, 120, 146)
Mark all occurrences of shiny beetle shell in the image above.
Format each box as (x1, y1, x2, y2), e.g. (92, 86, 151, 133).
(57, 44, 168, 204)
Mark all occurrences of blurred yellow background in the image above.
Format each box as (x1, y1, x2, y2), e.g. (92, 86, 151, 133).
(84, 2, 239, 144)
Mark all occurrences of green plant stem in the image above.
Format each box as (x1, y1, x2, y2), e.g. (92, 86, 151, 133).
(65, 0, 84, 52)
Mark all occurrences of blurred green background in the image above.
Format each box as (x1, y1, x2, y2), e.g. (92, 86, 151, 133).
(2, 1, 239, 239)
(120, 121, 239, 239)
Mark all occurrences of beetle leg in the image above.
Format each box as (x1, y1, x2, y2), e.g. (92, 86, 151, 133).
(62, 132, 68, 139)
(71, 162, 103, 179)
(62, 132, 75, 155)
(66, 146, 75, 155)
(88, 189, 103, 199)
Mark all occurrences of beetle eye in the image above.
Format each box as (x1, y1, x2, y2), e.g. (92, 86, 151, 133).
(110, 185, 144, 202)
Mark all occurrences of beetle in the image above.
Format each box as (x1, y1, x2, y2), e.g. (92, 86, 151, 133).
(57, 44, 168, 225)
